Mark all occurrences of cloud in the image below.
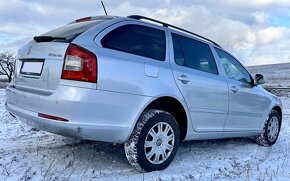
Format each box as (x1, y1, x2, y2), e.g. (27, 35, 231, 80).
(257, 27, 286, 45)
(252, 11, 268, 25)
(0, 0, 290, 65)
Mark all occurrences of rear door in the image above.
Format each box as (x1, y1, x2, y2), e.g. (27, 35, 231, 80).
(15, 42, 68, 94)
(14, 20, 105, 94)
(170, 33, 229, 132)
(214, 47, 266, 131)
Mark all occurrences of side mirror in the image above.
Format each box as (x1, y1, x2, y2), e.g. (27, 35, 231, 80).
(254, 74, 265, 85)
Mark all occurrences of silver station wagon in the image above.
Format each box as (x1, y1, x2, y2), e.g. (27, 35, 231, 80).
(5, 15, 282, 172)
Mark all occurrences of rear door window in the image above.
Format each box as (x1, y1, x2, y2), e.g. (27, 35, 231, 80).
(172, 33, 218, 75)
(101, 24, 166, 61)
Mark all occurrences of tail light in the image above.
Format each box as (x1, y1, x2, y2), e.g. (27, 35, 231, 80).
(62, 44, 97, 83)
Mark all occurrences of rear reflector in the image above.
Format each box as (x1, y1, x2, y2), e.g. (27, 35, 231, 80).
(38, 113, 68, 122)
(62, 44, 97, 83)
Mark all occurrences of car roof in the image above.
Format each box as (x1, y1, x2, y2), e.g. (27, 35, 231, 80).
(70, 15, 221, 48)
(126, 15, 221, 47)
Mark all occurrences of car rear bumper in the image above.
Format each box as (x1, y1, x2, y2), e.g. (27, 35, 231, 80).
(6, 102, 131, 142)
(5, 85, 151, 143)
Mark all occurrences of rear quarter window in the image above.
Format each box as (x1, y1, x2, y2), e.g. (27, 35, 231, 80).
(101, 24, 166, 61)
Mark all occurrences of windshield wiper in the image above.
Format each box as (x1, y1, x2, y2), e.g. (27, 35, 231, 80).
(33, 36, 67, 42)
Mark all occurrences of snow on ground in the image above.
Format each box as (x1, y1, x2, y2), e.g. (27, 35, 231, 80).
(282, 93, 290, 115)
(0, 82, 8, 89)
(0, 89, 290, 181)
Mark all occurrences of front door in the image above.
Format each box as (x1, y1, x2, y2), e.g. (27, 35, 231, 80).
(214, 48, 266, 131)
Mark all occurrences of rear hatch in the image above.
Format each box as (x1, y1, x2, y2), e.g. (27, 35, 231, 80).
(14, 20, 105, 94)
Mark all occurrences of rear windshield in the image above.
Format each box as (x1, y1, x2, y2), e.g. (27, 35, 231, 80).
(40, 20, 106, 42)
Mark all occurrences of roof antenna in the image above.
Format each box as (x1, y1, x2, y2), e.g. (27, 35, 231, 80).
(101, 1, 108, 16)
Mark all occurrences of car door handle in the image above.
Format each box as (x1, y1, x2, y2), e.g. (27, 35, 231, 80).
(230, 86, 238, 93)
(177, 75, 190, 84)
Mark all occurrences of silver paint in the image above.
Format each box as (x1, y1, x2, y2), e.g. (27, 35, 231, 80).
(5, 16, 283, 143)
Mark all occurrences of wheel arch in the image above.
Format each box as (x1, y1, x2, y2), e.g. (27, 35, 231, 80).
(142, 96, 189, 141)
(272, 105, 282, 122)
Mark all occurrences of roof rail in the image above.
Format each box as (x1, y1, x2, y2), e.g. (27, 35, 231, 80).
(127, 15, 221, 47)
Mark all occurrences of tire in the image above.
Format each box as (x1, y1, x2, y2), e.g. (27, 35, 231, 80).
(124, 109, 180, 172)
(256, 110, 281, 146)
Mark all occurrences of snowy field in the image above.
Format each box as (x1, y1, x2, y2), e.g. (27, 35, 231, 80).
(0, 86, 290, 180)
(248, 62, 290, 88)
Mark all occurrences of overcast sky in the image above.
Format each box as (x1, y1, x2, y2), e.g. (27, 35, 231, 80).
(1, 0, 290, 66)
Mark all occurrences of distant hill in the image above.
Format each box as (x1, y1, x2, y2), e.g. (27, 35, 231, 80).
(247, 62, 290, 88)
(0, 63, 289, 88)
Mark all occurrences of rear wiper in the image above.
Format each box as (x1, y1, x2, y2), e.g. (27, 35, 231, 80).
(33, 36, 67, 42)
